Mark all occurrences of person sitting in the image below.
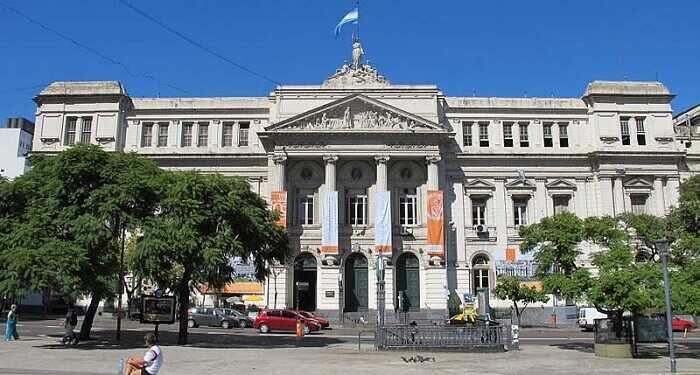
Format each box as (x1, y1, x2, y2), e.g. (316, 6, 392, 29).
(123, 333, 163, 375)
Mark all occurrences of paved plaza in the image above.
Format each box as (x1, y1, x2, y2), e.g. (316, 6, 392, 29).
(1, 329, 699, 375)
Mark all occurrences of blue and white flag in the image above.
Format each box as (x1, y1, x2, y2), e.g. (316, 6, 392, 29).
(334, 8, 359, 37)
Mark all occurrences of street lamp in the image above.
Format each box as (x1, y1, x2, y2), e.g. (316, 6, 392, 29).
(656, 238, 676, 373)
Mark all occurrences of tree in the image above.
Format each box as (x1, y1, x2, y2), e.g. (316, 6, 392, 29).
(0, 145, 163, 339)
(519, 212, 588, 302)
(129, 172, 289, 344)
(494, 276, 549, 326)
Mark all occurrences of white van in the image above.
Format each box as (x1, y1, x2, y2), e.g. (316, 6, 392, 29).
(578, 307, 607, 331)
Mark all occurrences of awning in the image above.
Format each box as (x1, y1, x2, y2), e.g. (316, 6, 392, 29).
(242, 295, 264, 302)
(199, 282, 263, 295)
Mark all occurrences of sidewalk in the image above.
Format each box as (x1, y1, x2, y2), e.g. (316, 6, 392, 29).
(1, 335, 699, 375)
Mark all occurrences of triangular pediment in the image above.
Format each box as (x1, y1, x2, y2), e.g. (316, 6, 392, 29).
(546, 179, 577, 190)
(265, 94, 446, 132)
(465, 178, 496, 190)
(505, 178, 536, 189)
(623, 177, 653, 189)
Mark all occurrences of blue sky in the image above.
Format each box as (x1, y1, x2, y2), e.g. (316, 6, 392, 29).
(1, 0, 698, 124)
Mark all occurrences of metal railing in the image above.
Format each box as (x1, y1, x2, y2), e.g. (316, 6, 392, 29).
(376, 324, 505, 351)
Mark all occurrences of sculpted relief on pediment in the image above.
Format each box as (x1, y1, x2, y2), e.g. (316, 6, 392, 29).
(280, 103, 435, 132)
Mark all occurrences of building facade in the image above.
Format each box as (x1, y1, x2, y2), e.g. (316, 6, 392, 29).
(30, 45, 691, 318)
(1, 118, 34, 180)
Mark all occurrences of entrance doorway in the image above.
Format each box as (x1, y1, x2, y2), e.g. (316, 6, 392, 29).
(344, 253, 368, 312)
(396, 252, 420, 312)
(293, 253, 317, 311)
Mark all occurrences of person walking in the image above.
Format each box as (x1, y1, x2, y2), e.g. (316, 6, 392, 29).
(4, 304, 19, 342)
(62, 304, 79, 345)
(123, 333, 163, 375)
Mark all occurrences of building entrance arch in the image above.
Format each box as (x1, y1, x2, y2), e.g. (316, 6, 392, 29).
(396, 252, 420, 312)
(344, 253, 368, 312)
(293, 253, 317, 311)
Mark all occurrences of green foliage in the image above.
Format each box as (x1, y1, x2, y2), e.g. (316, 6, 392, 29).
(519, 212, 584, 276)
(0, 145, 163, 338)
(668, 175, 700, 266)
(129, 171, 289, 344)
(671, 259, 700, 315)
(494, 276, 549, 325)
(447, 290, 462, 316)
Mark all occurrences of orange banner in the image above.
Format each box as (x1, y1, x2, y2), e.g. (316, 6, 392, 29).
(426, 190, 444, 256)
(270, 191, 287, 229)
(506, 247, 516, 263)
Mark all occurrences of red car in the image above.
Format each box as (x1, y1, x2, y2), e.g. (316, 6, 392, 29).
(254, 309, 320, 334)
(294, 310, 330, 329)
(672, 317, 697, 332)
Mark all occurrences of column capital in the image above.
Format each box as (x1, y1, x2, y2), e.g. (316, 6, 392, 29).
(271, 153, 287, 165)
(426, 154, 442, 164)
(374, 155, 390, 164)
(323, 154, 339, 164)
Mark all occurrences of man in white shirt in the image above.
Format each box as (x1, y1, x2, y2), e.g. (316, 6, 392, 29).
(124, 333, 163, 375)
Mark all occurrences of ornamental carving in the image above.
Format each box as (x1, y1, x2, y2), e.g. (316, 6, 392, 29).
(323, 62, 389, 88)
(285, 106, 431, 131)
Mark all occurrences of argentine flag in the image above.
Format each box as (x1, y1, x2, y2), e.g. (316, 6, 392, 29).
(334, 8, 359, 37)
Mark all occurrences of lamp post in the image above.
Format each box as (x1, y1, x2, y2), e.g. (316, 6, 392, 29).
(656, 238, 676, 373)
(375, 254, 385, 328)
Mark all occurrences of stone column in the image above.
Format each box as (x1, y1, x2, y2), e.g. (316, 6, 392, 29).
(374, 155, 390, 191)
(653, 178, 666, 215)
(271, 153, 287, 191)
(323, 154, 339, 191)
(613, 176, 625, 215)
(426, 154, 441, 190)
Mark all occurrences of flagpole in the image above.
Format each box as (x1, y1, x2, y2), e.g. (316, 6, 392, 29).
(356, 0, 360, 41)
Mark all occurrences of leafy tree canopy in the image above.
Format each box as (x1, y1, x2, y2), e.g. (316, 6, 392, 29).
(494, 276, 549, 325)
(129, 171, 289, 344)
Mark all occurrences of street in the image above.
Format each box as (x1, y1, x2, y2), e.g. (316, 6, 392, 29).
(2, 316, 699, 375)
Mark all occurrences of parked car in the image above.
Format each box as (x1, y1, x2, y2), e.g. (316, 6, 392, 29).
(578, 307, 607, 331)
(672, 317, 697, 332)
(254, 309, 321, 334)
(293, 310, 330, 329)
(187, 307, 237, 329)
(220, 308, 254, 328)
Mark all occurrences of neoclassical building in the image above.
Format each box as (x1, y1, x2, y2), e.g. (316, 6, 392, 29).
(30, 43, 693, 318)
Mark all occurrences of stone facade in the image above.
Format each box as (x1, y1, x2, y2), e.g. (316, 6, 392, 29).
(30, 48, 693, 319)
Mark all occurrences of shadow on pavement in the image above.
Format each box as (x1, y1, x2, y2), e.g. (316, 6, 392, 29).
(550, 341, 700, 359)
(34, 329, 345, 351)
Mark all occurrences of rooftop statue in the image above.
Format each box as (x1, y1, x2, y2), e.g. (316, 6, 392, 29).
(323, 39, 389, 88)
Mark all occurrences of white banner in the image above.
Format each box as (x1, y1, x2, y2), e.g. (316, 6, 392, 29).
(373, 191, 392, 254)
(321, 191, 338, 254)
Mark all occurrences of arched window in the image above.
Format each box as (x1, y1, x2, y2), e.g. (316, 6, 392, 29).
(472, 254, 490, 293)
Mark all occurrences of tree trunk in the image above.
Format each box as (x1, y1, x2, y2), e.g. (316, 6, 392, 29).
(177, 271, 191, 345)
(79, 294, 101, 340)
(513, 302, 521, 326)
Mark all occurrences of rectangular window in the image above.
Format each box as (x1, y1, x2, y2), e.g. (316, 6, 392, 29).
(630, 194, 647, 214)
(559, 123, 569, 147)
(543, 123, 553, 147)
(479, 122, 489, 147)
(503, 122, 513, 147)
(474, 269, 489, 290)
(157, 122, 169, 147)
(513, 198, 528, 226)
(64, 117, 77, 145)
(635, 117, 646, 145)
(222, 122, 234, 147)
(80, 117, 92, 144)
(519, 123, 529, 147)
(620, 118, 631, 145)
(197, 122, 209, 147)
(399, 188, 418, 226)
(462, 121, 473, 147)
(239, 122, 250, 147)
(141, 122, 153, 147)
(299, 194, 314, 225)
(471, 197, 487, 226)
(181, 122, 193, 147)
(553, 195, 571, 215)
(346, 190, 367, 226)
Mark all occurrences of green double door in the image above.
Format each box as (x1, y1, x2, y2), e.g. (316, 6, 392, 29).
(344, 255, 368, 312)
(396, 253, 420, 312)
